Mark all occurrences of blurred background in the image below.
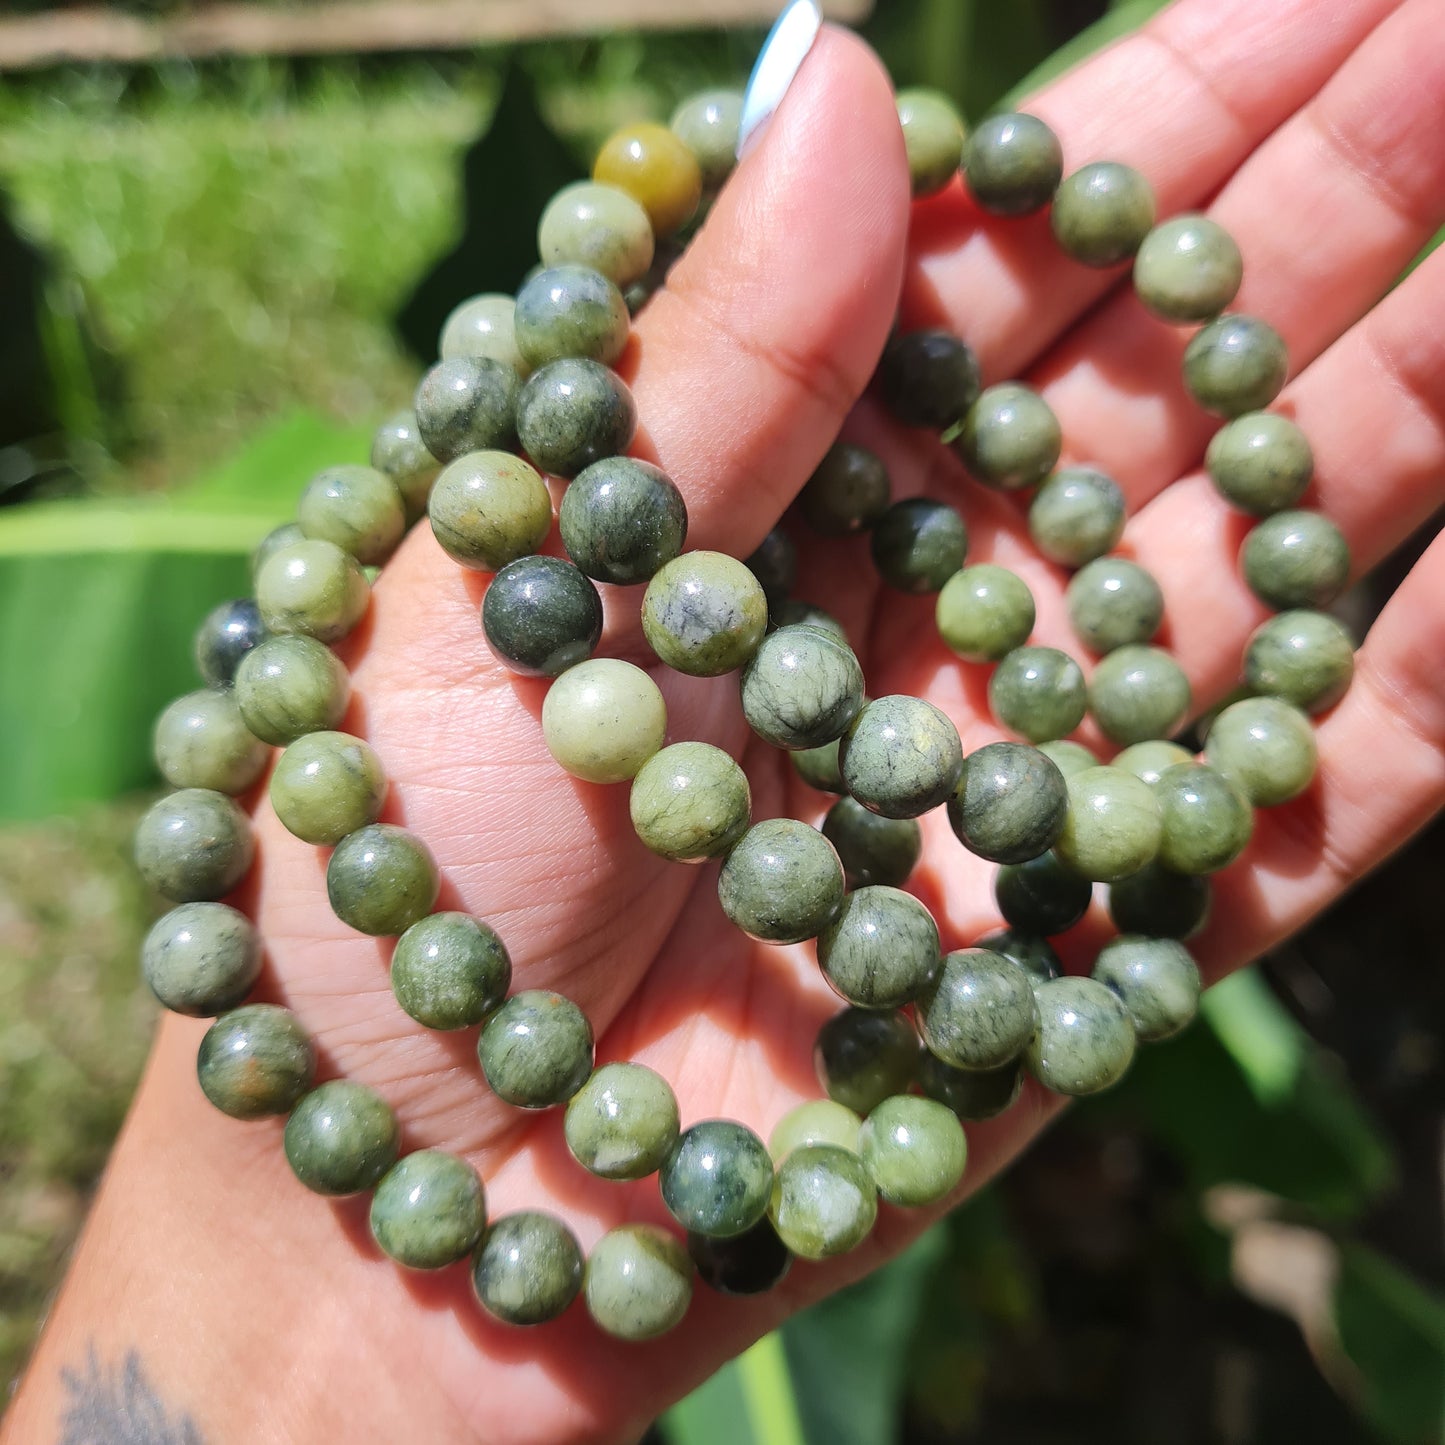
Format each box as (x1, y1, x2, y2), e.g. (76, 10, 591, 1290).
(0, 0, 1442, 1440)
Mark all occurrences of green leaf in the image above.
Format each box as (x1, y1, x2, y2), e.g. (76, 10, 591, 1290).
(664, 1333, 808, 1445)
(1200, 969, 1303, 1103)
(1000, 0, 1171, 109)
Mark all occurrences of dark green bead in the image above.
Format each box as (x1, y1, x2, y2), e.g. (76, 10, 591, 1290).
(516, 359, 636, 479)
(1089, 645, 1191, 746)
(153, 689, 269, 796)
(963, 112, 1062, 216)
(995, 851, 1092, 936)
(1155, 762, 1253, 875)
(745, 527, 797, 611)
(1038, 739, 1099, 778)
(768, 1100, 861, 1162)
(1051, 162, 1156, 267)
(1133, 214, 1243, 323)
(936, 565, 1035, 662)
(1204, 695, 1317, 805)
(565, 1062, 680, 1180)
(896, 88, 965, 197)
(643, 550, 768, 676)
(630, 741, 751, 862)
(870, 498, 968, 593)
(560, 456, 687, 584)
(472, 1211, 584, 1326)
(662, 1119, 773, 1238)
(769, 1144, 877, 1260)
(954, 383, 1062, 491)
(297, 464, 406, 567)
(773, 599, 846, 642)
(1112, 739, 1192, 789)
(1093, 935, 1201, 1042)
(427, 451, 552, 573)
(142, 902, 261, 1017)
(370, 409, 439, 523)
(478, 991, 593, 1108)
(482, 555, 603, 678)
(948, 741, 1068, 864)
(538, 182, 654, 289)
(1066, 557, 1164, 654)
(370, 1151, 486, 1269)
(326, 824, 439, 937)
(1028, 467, 1126, 568)
(814, 1007, 919, 1115)
(234, 635, 349, 748)
(792, 738, 846, 794)
(989, 646, 1087, 744)
(414, 356, 520, 462)
(816, 885, 940, 1010)
(976, 928, 1061, 983)
(688, 1218, 792, 1297)
(840, 694, 964, 819)
(251, 523, 305, 586)
(284, 1080, 399, 1196)
(820, 795, 921, 889)
(269, 730, 386, 846)
(1026, 977, 1137, 1096)
(1055, 765, 1162, 882)
(1243, 610, 1354, 714)
(1240, 509, 1351, 610)
(196, 1004, 313, 1119)
(741, 625, 864, 750)
(194, 597, 267, 689)
(919, 947, 1037, 1071)
(670, 89, 743, 189)
(514, 265, 629, 369)
(1108, 862, 1211, 940)
(391, 912, 510, 1029)
(876, 330, 980, 431)
(800, 443, 891, 536)
(1183, 314, 1289, 418)
(719, 818, 844, 944)
(255, 538, 369, 645)
(134, 788, 254, 903)
(1206, 411, 1313, 516)
(918, 1051, 1023, 1121)
(585, 1224, 693, 1341)
(859, 1095, 967, 1207)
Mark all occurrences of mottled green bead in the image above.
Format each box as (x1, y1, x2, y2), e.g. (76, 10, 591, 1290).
(234, 635, 350, 747)
(327, 824, 439, 937)
(538, 182, 655, 289)
(1108, 862, 1211, 940)
(585, 1224, 693, 1340)
(876, 329, 980, 431)
(820, 796, 921, 890)
(936, 565, 1036, 663)
(860, 1095, 967, 1207)
(439, 293, 526, 374)
(642, 551, 768, 676)
(415, 356, 520, 462)
(482, 555, 602, 678)
(427, 450, 551, 574)
(919, 947, 1037, 1071)
(1027, 977, 1136, 1096)
(1206, 411, 1313, 516)
(543, 658, 667, 785)
(896, 88, 965, 196)
(370, 1151, 486, 1269)
(954, 383, 1062, 491)
(1154, 762, 1253, 875)
(1183, 314, 1289, 418)
(251, 522, 305, 585)
(995, 850, 1092, 936)
(989, 646, 1087, 744)
(918, 1051, 1023, 1121)
(688, 1218, 792, 1297)
(1133, 214, 1243, 323)
(565, 1062, 680, 1181)
(134, 788, 254, 903)
(196, 1003, 313, 1119)
(769, 1144, 877, 1260)
(662, 1120, 773, 1238)
(814, 1007, 919, 1116)
(560, 457, 687, 585)
(718, 818, 844, 944)
(1089, 645, 1192, 746)
(370, 410, 440, 523)
(1243, 610, 1354, 714)
(479, 991, 594, 1109)
(1241, 509, 1350, 610)
(1054, 765, 1162, 882)
(1038, 739, 1099, 778)
(975, 928, 1061, 983)
(297, 464, 406, 567)
(1066, 557, 1164, 654)
(193, 597, 267, 689)
(1028, 467, 1126, 568)
(269, 730, 385, 846)
(741, 625, 864, 751)
(769, 1099, 861, 1163)
(870, 498, 968, 594)
(255, 538, 369, 645)
(472, 1212, 584, 1326)
(745, 527, 796, 613)
(142, 902, 261, 1017)
(284, 1080, 399, 1196)
(515, 265, 630, 371)
(948, 741, 1068, 865)
(792, 737, 845, 794)
(391, 912, 510, 1029)
(963, 111, 1062, 216)
(840, 695, 964, 819)
(670, 89, 743, 188)
(1051, 162, 1156, 267)
(153, 689, 269, 796)
(1093, 935, 1201, 1042)
(816, 885, 939, 1010)
(1205, 695, 1317, 806)
(1113, 739, 1193, 788)
(800, 443, 891, 536)
(773, 599, 846, 642)
(630, 741, 750, 863)
(516, 358, 636, 479)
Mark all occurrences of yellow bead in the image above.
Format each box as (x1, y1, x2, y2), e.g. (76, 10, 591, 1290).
(593, 122, 702, 237)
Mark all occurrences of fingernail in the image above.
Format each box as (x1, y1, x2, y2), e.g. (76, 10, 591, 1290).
(737, 0, 823, 159)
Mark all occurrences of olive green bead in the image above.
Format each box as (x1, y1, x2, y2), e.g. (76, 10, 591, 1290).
(1241, 509, 1351, 610)
(153, 689, 269, 795)
(585, 1224, 693, 1341)
(995, 850, 1092, 937)
(1183, 314, 1289, 418)
(1093, 935, 1201, 1042)
(816, 886, 940, 1010)
(516, 358, 637, 479)
(542, 658, 667, 784)
(876, 329, 981, 431)
(1154, 762, 1253, 875)
(297, 464, 406, 567)
(1089, 645, 1192, 746)
(769, 1099, 861, 1163)
(773, 599, 846, 642)
(284, 1080, 399, 1196)
(1038, 739, 1099, 778)
(870, 498, 968, 593)
(1027, 976, 1137, 1096)
(840, 695, 964, 819)
(769, 1144, 877, 1260)
(1028, 467, 1126, 568)
(1066, 557, 1164, 654)
(415, 356, 520, 462)
(792, 737, 846, 795)
(918, 947, 1037, 1072)
(936, 565, 1035, 663)
(538, 182, 655, 289)
(859, 1095, 967, 1207)
(427, 450, 552, 574)
(326, 824, 439, 937)
(196, 1003, 313, 1119)
(670, 89, 743, 188)
(718, 818, 844, 945)
(630, 741, 750, 863)
(820, 796, 921, 889)
(134, 788, 254, 903)
(251, 522, 305, 585)
(1113, 739, 1192, 788)
(948, 741, 1068, 865)
(565, 1062, 680, 1181)
(661, 1120, 773, 1238)
(255, 538, 369, 645)
(745, 527, 796, 612)
(269, 731, 385, 846)
(390, 911, 511, 1030)
(472, 1212, 584, 1326)
(1133, 214, 1243, 323)
(439, 293, 526, 373)
(975, 928, 1061, 984)
(989, 646, 1087, 745)
(800, 443, 891, 536)
(560, 456, 687, 585)
(370, 410, 439, 524)
(642, 551, 768, 676)
(142, 902, 261, 1017)
(234, 634, 350, 747)
(741, 625, 864, 751)
(963, 111, 1062, 216)
(1205, 411, 1313, 516)
(814, 1007, 919, 1116)
(514, 264, 629, 371)
(918, 1052, 1023, 1121)
(482, 555, 603, 679)
(479, 991, 594, 1109)
(1108, 862, 1211, 940)
(1243, 610, 1354, 714)
(370, 1151, 486, 1270)
(896, 88, 966, 197)
(1051, 162, 1156, 267)
(954, 383, 1062, 491)
(1204, 695, 1317, 806)
(1054, 765, 1162, 882)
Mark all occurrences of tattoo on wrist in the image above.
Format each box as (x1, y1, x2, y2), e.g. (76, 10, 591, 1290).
(59, 1343, 204, 1445)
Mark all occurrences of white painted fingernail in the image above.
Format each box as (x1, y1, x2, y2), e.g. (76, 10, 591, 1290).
(737, 0, 823, 159)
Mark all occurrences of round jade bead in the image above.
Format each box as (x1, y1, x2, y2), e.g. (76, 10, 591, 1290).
(936, 564, 1035, 663)
(688, 1218, 792, 1297)
(719, 818, 844, 944)
(439, 293, 526, 374)
(585, 1224, 693, 1341)
(1055, 765, 1162, 882)
(1206, 412, 1313, 516)
(963, 112, 1062, 216)
(989, 646, 1087, 745)
(269, 730, 386, 846)
(1027, 977, 1137, 1096)
(234, 635, 349, 747)
(995, 850, 1092, 937)
(769, 1144, 877, 1260)
(745, 527, 796, 612)
(870, 498, 968, 593)
(896, 88, 966, 197)
(954, 383, 1062, 492)
(482, 555, 602, 678)
(840, 695, 964, 819)
(642, 551, 768, 676)
(542, 658, 666, 784)
(538, 182, 654, 289)
(816, 885, 940, 1010)
(1108, 862, 1211, 940)
(1133, 214, 1243, 323)
(769, 1099, 861, 1164)
(1155, 762, 1253, 875)
(1028, 468, 1126, 568)
(142, 902, 261, 1017)
(428, 450, 551, 574)
(774, 599, 844, 641)
(1051, 162, 1156, 267)
(297, 463, 405, 567)
(1243, 610, 1354, 714)
(976, 928, 1061, 984)
(134, 788, 254, 903)
(194, 597, 267, 689)
(630, 741, 750, 863)
(821, 796, 921, 890)
(326, 824, 439, 937)
(370, 1151, 486, 1270)
(196, 1003, 313, 1119)
(948, 741, 1068, 865)
(661, 1120, 773, 1238)
(1113, 739, 1192, 789)
(1205, 695, 1317, 806)
(670, 89, 743, 189)
(560, 456, 687, 585)
(1038, 739, 1099, 778)
(565, 1062, 680, 1181)
(479, 991, 593, 1109)
(514, 265, 629, 370)
(918, 1051, 1023, 1121)
(793, 738, 845, 794)
(284, 1080, 399, 1196)
(370, 410, 439, 523)
(414, 357, 520, 462)
(1066, 557, 1164, 655)
(391, 912, 510, 1029)
(516, 358, 636, 479)
(1183, 315, 1289, 417)
(1241, 510, 1351, 611)
(255, 538, 368, 645)
(1089, 645, 1192, 746)
(594, 121, 703, 236)
(741, 626, 864, 751)
(876, 329, 980, 431)
(800, 443, 891, 536)
(472, 1212, 584, 1326)
(814, 1007, 919, 1116)
(154, 689, 269, 796)
(251, 522, 305, 583)
(1093, 935, 1201, 1042)
(859, 1095, 967, 1207)
(918, 948, 1036, 1072)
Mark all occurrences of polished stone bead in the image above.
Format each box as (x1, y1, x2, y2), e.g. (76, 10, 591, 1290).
(870, 498, 968, 593)
(439, 293, 527, 374)
(1205, 411, 1314, 516)
(954, 383, 1062, 491)
(769, 1144, 877, 1260)
(479, 991, 593, 1109)
(745, 527, 797, 612)
(370, 1151, 486, 1270)
(662, 1119, 774, 1238)
(1183, 314, 1289, 418)
(688, 1217, 791, 1297)
(135, 788, 254, 902)
(142, 902, 261, 1017)
(876, 329, 981, 431)
(642, 551, 768, 676)
(1155, 762, 1253, 875)
(1241, 509, 1351, 611)
(936, 564, 1036, 662)
(594, 121, 703, 236)
(1054, 765, 1162, 882)
(975, 928, 1061, 983)
(773, 599, 846, 642)
(1089, 645, 1192, 746)
(538, 182, 655, 289)
(630, 741, 750, 863)
(741, 625, 864, 751)
(1107, 862, 1211, 940)
(814, 1007, 919, 1116)
(1028, 467, 1126, 568)
(963, 111, 1062, 216)
(896, 88, 966, 196)
(560, 457, 687, 585)
(1133, 214, 1243, 323)
(800, 443, 891, 536)
(919, 947, 1037, 1071)
(326, 824, 439, 937)
(370, 410, 440, 523)
(391, 911, 510, 1030)
(514, 265, 630, 370)
(542, 658, 667, 784)
(840, 695, 964, 819)
(234, 635, 350, 747)
(792, 737, 846, 794)
(670, 89, 743, 188)
(989, 646, 1087, 744)
(1038, 739, 1099, 778)
(284, 1080, 399, 1196)
(565, 1062, 680, 1180)
(196, 1003, 313, 1119)
(995, 850, 1092, 936)
(1205, 695, 1317, 806)
(820, 796, 922, 890)
(255, 538, 369, 645)
(154, 689, 269, 796)
(918, 1051, 1023, 1121)
(297, 464, 406, 567)
(1113, 739, 1193, 789)
(414, 356, 520, 462)
(427, 451, 552, 574)
(1066, 556, 1164, 654)
(816, 885, 940, 1010)
(860, 1094, 967, 1207)
(472, 1211, 584, 1326)
(585, 1224, 693, 1340)
(194, 597, 267, 688)
(1027, 976, 1137, 1096)
(768, 1099, 861, 1163)
(1051, 162, 1156, 267)
(719, 818, 844, 944)
(516, 358, 636, 479)
(948, 741, 1068, 864)
(1242, 610, 1354, 714)
(482, 555, 602, 678)
(251, 522, 306, 586)
(1093, 935, 1201, 1042)
(269, 730, 385, 846)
